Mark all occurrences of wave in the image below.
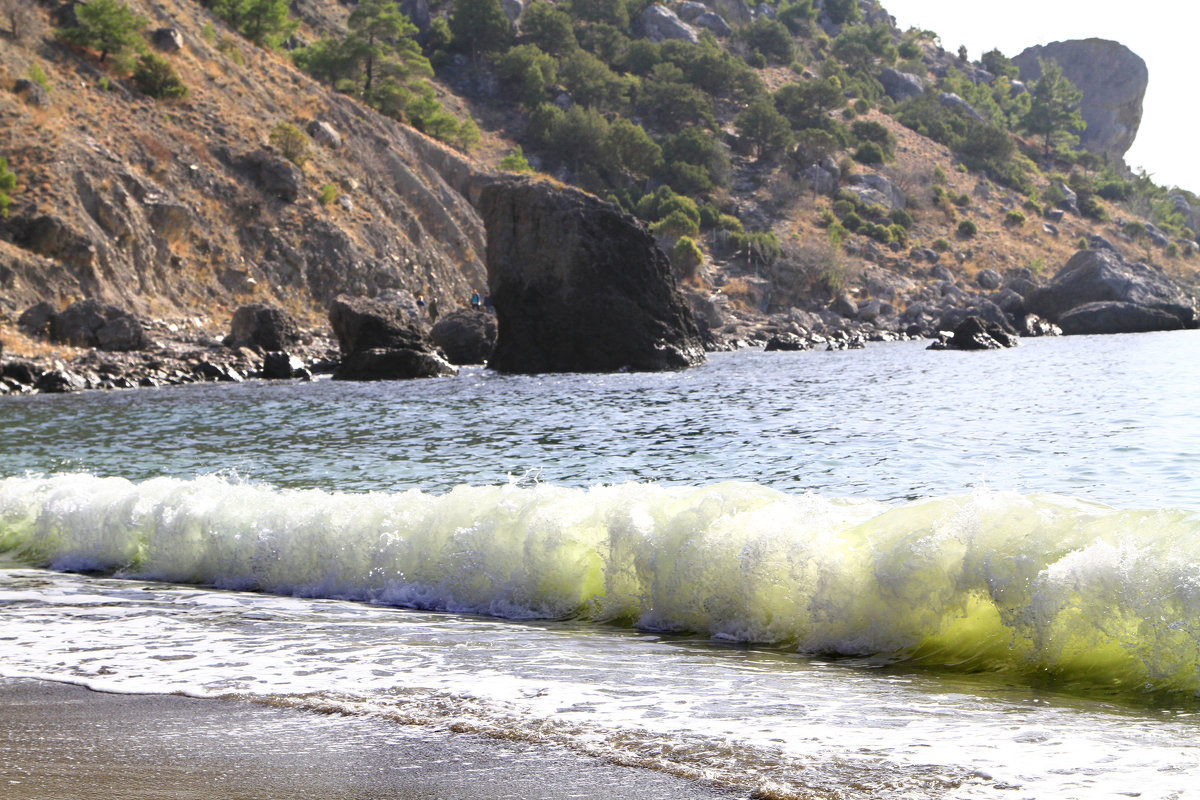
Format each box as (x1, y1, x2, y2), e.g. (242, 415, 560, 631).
(3, 473, 1199, 699)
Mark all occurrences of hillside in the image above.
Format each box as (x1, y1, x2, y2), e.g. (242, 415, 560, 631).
(2, 0, 1199, 363)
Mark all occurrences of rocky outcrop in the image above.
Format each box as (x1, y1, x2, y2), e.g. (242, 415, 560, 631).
(430, 308, 497, 365)
(32, 299, 150, 351)
(477, 178, 706, 374)
(226, 303, 303, 351)
(1025, 249, 1197, 334)
(928, 316, 1019, 351)
(328, 295, 456, 380)
(1013, 39, 1148, 162)
(879, 68, 925, 102)
(635, 4, 699, 43)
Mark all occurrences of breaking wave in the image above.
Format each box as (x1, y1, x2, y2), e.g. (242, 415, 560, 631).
(3, 473, 1199, 699)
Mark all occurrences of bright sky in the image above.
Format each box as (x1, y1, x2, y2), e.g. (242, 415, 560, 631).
(880, 0, 1198, 193)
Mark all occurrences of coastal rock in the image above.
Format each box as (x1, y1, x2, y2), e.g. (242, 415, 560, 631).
(1013, 39, 1147, 161)
(928, 316, 1018, 351)
(976, 268, 1002, 290)
(635, 4, 700, 43)
(328, 295, 456, 380)
(1018, 314, 1061, 337)
(18, 302, 57, 338)
(1025, 249, 1197, 332)
(36, 368, 88, 393)
(262, 351, 306, 379)
(227, 304, 302, 351)
(1057, 302, 1184, 336)
(49, 300, 148, 351)
(430, 308, 497, 365)
(764, 332, 809, 351)
(477, 177, 705, 374)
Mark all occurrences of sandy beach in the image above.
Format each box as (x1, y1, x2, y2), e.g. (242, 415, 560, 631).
(0, 678, 736, 800)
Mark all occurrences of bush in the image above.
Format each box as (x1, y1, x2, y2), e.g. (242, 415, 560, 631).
(889, 207, 913, 229)
(672, 236, 704, 279)
(957, 219, 977, 237)
(132, 52, 188, 99)
(318, 183, 338, 205)
(888, 224, 908, 247)
(269, 122, 311, 167)
(1004, 209, 1026, 227)
(650, 209, 699, 239)
(0, 157, 15, 218)
(852, 141, 884, 164)
(932, 237, 952, 251)
(498, 146, 533, 173)
(841, 211, 863, 232)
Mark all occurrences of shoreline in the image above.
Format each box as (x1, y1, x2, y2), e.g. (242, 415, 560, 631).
(0, 677, 737, 800)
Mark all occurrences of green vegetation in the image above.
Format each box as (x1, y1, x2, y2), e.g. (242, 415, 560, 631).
(202, 0, 296, 49)
(318, 183, 339, 205)
(1023, 59, 1085, 165)
(26, 64, 51, 93)
(56, 0, 145, 65)
(269, 122, 311, 167)
(132, 52, 188, 99)
(0, 157, 15, 218)
(499, 146, 534, 173)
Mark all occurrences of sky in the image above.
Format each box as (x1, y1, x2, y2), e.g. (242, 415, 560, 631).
(879, 0, 1198, 192)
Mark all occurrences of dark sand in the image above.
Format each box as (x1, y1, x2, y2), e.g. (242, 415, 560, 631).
(0, 678, 738, 800)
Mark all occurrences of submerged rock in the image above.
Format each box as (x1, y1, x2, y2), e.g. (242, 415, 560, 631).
(477, 177, 705, 374)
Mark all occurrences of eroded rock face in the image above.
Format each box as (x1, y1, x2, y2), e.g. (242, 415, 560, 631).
(1025, 249, 1197, 334)
(1013, 39, 1148, 162)
(635, 4, 699, 43)
(227, 304, 302, 351)
(477, 178, 706, 374)
(430, 308, 497, 365)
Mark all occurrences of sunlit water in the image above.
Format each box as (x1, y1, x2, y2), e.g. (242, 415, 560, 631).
(3, 332, 1200, 799)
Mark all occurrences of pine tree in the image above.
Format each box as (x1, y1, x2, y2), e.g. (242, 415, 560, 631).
(450, 0, 511, 65)
(56, 0, 145, 64)
(1023, 58, 1085, 164)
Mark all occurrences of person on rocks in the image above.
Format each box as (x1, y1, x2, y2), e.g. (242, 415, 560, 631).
(417, 294, 426, 313)
(428, 297, 439, 323)
(470, 290, 481, 312)
(483, 294, 493, 314)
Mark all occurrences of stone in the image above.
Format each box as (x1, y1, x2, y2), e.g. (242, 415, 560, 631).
(227, 304, 302, 351)
(938, 92, 984, 120)
(195, 361, 245, 382)
(848, 174, 905, 211)
(879, 68, 925, 102)
(430, 308, 498, 365)
(1013, 39, 1147, 162)
(151, 28, 184, 52)
(1018, 314, 1061, 337)
(477, 177, 705, 374)
(145, 199, 193, 241)
(49, 300, 148, 351)
(12, 79, 49, 108)
(831, 293, 858, 318)
(36, 369, 88, 393)
(328, 295, 457, 380)
(800, 164, 838, 196)
(677, 2, 709, 21)
(764, 332, 809, 351)
(500, 0, 522, 24)
(928, 316, 1018, 351)
(635, 4, 699, 43)
(1025, 249, 1197, 330)
(3, 361, 38, 386)
(18, 302, 57, 338)
(306, 120, 343, 149)
(261, 351, 305, 379)
(976, 268, 1002, 290)
(693, 12, 731, 36)
(7, 214, 97, 267)
(1044, 208, 1065, 223)
(238, 150, 302, 203)
(1057, 302, 1184, 336)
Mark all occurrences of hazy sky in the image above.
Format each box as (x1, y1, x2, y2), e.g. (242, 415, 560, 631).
(880, 0, 1197, 193)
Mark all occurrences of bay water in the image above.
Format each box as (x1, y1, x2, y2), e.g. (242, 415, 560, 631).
(2, 331, 1199, 798)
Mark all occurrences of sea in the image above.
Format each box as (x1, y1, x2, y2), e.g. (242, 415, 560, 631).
(2, 330, 1199, 799)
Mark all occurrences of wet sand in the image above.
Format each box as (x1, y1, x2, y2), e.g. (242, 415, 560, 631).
(0, 678, 738, 800)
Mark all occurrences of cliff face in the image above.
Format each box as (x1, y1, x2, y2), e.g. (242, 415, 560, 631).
(0, 0, 489, 324)
(1013, 39, 1148, 164)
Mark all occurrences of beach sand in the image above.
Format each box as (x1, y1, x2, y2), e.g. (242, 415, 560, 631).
(0, 678, 737, 800)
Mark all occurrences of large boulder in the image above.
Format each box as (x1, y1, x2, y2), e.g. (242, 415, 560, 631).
(48, 300, 148, 351)
(1057, 302, 1183, 336)
(635, 4, 699, 43)
(238, 150, 303, 203)
(328, 295, 456, 380)
(879, 68, 925, 102)
(430, 308, 498, 365)
(928, 316, 1018, 351)
(1025, 249, 1197, 333)
(477, 178, 706, 374)
(227, 303, 302, 351)
(1013, 39, 1147, 162)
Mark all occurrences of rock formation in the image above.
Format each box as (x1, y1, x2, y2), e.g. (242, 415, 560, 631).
(430, 308, 497, 365)
(328, 295, 456, 380)
(1025, 249, 1197, 334)
(1013, 39, 1148, 162)
(477, 178, 706, 374)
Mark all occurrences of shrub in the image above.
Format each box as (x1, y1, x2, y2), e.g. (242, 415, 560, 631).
(1004, 209, 1026, 227)
(269, 122, 311, 167)
(650, 209, 699, 239)
(888, 224, 909, 247)
(132, 52, 188, 99)
(933, 165, 948, 184)
(26, 64, 51, 93)
(499, 146, 533, 173)
(832, 199, 857, 218)
(841, 211, 863, 231)
(1166, 242, 1180, 259)
(889, 207, 913, 229)
(863, 222, 893, 244)
(957, 219, 977, 237)
(0, 157, 15, 218)
(716, 213, 744, 233)
(852, 142, 884, 165)
(56, 0, 146, 65)
(672, 236, 704, 279)
(932, 237, 952, 251)
(318, 183, 338, 205)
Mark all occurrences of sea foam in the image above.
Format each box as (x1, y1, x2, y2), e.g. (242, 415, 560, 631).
(3, 473, 1199, 697)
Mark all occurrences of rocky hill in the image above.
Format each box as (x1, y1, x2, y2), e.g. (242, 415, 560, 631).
(2, 0, 1198, 378)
